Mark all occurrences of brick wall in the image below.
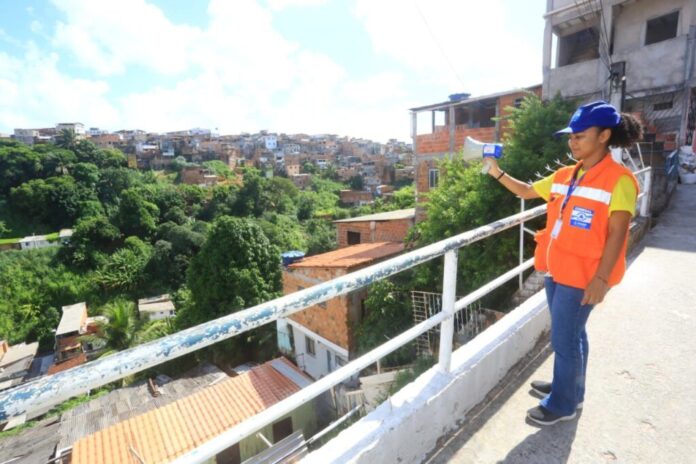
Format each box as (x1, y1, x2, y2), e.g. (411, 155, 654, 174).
(340, 190, 374, 205)
(284, 268, 356, 350)
(336, 218, 413, 248)
(496, 86, 542, 138)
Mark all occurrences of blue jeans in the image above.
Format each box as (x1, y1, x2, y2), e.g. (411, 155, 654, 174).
(541, 276, 594, 416)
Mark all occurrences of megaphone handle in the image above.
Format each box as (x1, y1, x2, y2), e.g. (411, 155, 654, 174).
(480, 158, 492, 175)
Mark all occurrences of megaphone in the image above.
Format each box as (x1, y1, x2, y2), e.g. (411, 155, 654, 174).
(461, 136, 503, 174)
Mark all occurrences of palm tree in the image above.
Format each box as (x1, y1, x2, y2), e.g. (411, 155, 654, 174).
(55, 128, 78, 151)
(82, 300, 140, 358)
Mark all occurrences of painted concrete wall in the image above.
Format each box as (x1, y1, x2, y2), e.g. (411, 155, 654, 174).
(545, 0, 696, 98)
(300, 291, 551, 464)
(546, 58, 601, 98)
(291, 324, 347, 380)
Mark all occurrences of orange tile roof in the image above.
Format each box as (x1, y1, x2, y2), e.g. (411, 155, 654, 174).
(289, 241, 404, 269)
(47, 353, 87, 375)
(71, 358, 310, 464)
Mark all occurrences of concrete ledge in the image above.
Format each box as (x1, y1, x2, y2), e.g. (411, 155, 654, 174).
(302, 291, 550, 464)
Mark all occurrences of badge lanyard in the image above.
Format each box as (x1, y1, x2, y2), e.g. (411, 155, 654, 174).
(551, 165, 586, 239)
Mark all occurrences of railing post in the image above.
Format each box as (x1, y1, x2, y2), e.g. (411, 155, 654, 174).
(519, 198, 525, 291)
(438, 250, 458, 373)
(640, 168, 652, 217)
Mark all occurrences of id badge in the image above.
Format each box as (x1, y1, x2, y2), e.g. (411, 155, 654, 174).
(551, 218, 562, 239)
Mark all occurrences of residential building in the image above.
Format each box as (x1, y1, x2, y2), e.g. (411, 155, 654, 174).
(48, 303, 106, 374)
(333, 208, 415, 248)
(0, 340, 39, 392)
(55, 122, 85, 136)
(13, 128, 38, 145)
(180, 166, 218, 186)
(69, 358, 318, 464)
(137, 294, 176, 321)
(543, 0, 696, 150)
(410, 86, 542, 206)
(290, 173, 312, 189)
(89, 133, 122, 149)
(339, 189, 373, 206)
(277, 242, 404, 380)
(18, 235, 54, 250)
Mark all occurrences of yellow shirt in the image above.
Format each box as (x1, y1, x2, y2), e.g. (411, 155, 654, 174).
(532, 168, 638, 215)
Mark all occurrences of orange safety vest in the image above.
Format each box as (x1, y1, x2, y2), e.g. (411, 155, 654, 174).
(534, 154, 639, 289)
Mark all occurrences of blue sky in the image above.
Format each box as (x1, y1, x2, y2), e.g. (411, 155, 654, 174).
(0, 0, 545, 142)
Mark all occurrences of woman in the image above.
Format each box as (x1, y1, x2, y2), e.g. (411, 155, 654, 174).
(485, 101, 643, 426)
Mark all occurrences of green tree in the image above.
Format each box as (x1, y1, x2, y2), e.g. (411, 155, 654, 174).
(70, 162, 101, 188)
(61, 215, 121, 268)
(55, 128, 78, 151)
(304, 218, 336, 255)
(349, 175, 364, 191)
(83, 300, 140, 356)
(354, 280, 414, 367)
(0, 144, 43, 194)
(181, 216, 281, 326)
(391, 185, 415, 210)
(93, 237, 152, 293)
(115, 188, 160, 237)
(414, 94, 575, 300)
(256, 213, 307, 252)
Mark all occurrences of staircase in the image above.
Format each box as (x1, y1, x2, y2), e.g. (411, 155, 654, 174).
(509, 270, 546, 308)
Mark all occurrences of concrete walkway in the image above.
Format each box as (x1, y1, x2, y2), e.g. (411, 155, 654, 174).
(426, 184, 696, 464)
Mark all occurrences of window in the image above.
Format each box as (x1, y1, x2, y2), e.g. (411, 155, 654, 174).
(557, 26, 600, 66)
(347, 231, 361, 245)
(326, 350, 332, 371)
(428, 169, 439, 189)
(305, 336, 316, 356)
(646, 11, 679, 46)
(654, 100, 673, 111)
(514, 97, 524, 108)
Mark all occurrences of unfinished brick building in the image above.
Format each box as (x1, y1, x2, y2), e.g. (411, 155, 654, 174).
(333, 208, 415, 248)
(277, 242, 404, 380)
(410, 86, 542, 213)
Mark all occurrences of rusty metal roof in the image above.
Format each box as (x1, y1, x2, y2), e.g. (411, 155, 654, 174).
(288, 242, 405, 269)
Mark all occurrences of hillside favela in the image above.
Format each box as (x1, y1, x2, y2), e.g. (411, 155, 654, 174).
(1, 1, 695, 463)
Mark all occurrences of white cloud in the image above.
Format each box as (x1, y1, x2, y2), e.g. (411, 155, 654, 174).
(0, 44, 118, 130)
(266, 0, 327, 11)
(51, 0, 201, 76)
(353, 0, 543, 97)
(2, 0, 547, 142)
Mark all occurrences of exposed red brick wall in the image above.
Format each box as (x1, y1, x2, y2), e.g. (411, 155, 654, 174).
(284, 268, 354, 350)
(339, 190, 373, 205)
(336, 218, 413, 248)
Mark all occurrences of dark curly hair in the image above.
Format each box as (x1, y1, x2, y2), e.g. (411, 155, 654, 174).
(605, 113, 643, 148)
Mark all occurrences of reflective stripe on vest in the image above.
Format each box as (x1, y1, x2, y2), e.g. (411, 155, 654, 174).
(550, 183, 612, 205)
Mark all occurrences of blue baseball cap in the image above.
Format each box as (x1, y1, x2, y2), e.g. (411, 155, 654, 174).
(554, 100, 621, 136)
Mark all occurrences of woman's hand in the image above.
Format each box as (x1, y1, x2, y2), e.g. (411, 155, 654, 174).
(581, 276, 609, 305)
(485, 157, 502, 178)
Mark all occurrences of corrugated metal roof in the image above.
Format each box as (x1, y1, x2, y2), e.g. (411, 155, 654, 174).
(409, 85, 541, 112)
(0, 342, 38, 369)
(56, 302, 87, 336)
(333, 208, 415, 223)
(288, 242, 404, 269)
(71, 358, 311, 464)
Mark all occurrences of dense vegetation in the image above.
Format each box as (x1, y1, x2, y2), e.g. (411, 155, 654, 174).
(353, 95, 575, 364)
(0, 134, 414, 360)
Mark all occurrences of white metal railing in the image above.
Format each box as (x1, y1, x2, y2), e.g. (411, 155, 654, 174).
(0, 166, 652, 463)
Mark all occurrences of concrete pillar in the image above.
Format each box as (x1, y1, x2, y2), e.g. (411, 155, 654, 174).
(542, 0, 554, 99)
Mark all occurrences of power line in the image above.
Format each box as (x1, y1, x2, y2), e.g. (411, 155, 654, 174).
(413, 0, 467, 89)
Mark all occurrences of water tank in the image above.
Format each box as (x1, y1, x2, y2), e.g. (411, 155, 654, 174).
(281, 250, 305, 267)
(448, 92, 470, 102)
